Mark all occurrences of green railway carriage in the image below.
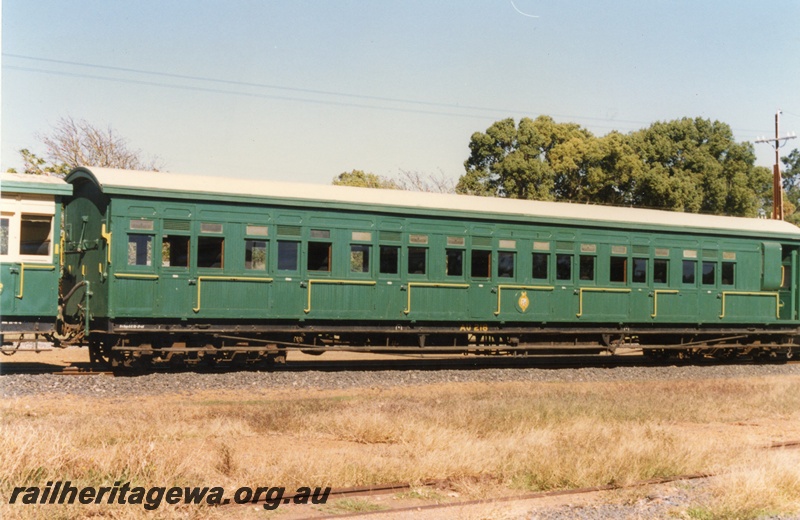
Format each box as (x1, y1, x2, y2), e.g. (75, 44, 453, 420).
(61, 166, 800, 364)
(1, 173, 72, 344)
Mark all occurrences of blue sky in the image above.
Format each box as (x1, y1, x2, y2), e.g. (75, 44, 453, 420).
(2, 1, 799, 185)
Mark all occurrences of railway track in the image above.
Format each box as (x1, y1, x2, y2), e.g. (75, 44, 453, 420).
(217, 438, 800, 517)
(2, 352, 798, 377)
(2, 352, 796, 376)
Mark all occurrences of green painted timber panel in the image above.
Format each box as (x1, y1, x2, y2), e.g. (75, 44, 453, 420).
(0, 263, 59, 318)
(303, 281, 375, 318)
(406, 283, 469, 318)
(191, 277, 273, 316)
(113, 276, 157, 316)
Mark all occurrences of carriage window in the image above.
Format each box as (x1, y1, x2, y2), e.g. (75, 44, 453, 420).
(198, 237, 224, 268)
(277, 240, 299, 271)
(245, 240, 267, 271)
(308, 242, 331, 272)
(498, 251, 515, 278)
(0, 218, 8, 255)
(532, 252, 549, 279)
(682, 260, 696, 284)
(702, 261, 716, 285)
(446, 249, 463, 277)
(471, 250, 491, 278)
(610, 257, 627, 283)
(408, 247, 427, 275)
(162, 235, 189, 267)
(20, 214, 52, 255)
(556, 254, 572, 281)
(721, 262, 735, 286)
(127, 234, 153, 266)
(350, 244, 370, 273)
(654, 259, 669, 284)
(579, 255, 595, 281)
(633, 258, 647, 283)
(379, 245, 399, 274)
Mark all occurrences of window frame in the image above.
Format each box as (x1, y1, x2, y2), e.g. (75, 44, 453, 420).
(445, 248, 465, 278)
(276, 240, 300, 272)
(127, 233, 155, 268)
(555, 253, 573, 282)
(245, 239, 268, 271)
(161, 233, 191, 269)
(497, 250, 516, 279)
(532, 252, 549, 281)
(350, 243, 371, 275)
(378, 244, 400, 277)
(470, 249, 492, 279)
(632, 257, 648, 284)
(407, 246, 428, 276)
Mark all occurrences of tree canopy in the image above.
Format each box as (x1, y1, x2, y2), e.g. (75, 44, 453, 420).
(781, 148, 800, 224)
(457, 116, 772, 218)
(332, 169, 456, 193)
(7, 116, 161, 176)
(332, 170, 399, 189)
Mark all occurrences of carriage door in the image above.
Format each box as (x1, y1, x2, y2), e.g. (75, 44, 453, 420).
(158, 218, 193, 319)
(780, 245, 797, 321)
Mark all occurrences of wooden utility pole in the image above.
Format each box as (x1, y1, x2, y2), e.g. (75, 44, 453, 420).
(756, 110, 797, 220)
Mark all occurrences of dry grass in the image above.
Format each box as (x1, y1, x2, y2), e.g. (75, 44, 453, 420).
(687, 449, 800, 519)
(2, 376, 800, 519)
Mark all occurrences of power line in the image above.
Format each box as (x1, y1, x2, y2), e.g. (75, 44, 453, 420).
(3, 53, 775, 138)
(2, 53, 650, 129)
(4, 65, 503, 121)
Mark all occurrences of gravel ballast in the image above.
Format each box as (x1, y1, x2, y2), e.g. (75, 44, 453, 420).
(3, 362, 799, 398)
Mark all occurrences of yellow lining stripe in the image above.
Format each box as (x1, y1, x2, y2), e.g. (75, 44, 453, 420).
(114, 273, 159, 280)
(14, 263, 56, 299)
(404, 282, 469, 315)
(576, 287, 631, 318)
(650, 289, 679, 318)
(193, 276, 273, 313)
(719, 291, 780, 319)
(304, 279, 377, 314)
(494, 284, 554, 316)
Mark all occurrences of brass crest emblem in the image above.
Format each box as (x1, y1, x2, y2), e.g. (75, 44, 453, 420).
(517, 291, 530, 313)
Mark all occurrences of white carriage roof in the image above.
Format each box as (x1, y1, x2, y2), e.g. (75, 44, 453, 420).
(1, 172, 72, 195)
(75, 167, 800, 237)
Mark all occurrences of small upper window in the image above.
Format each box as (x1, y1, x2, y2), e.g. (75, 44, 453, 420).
(246, 225, 269, 236)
